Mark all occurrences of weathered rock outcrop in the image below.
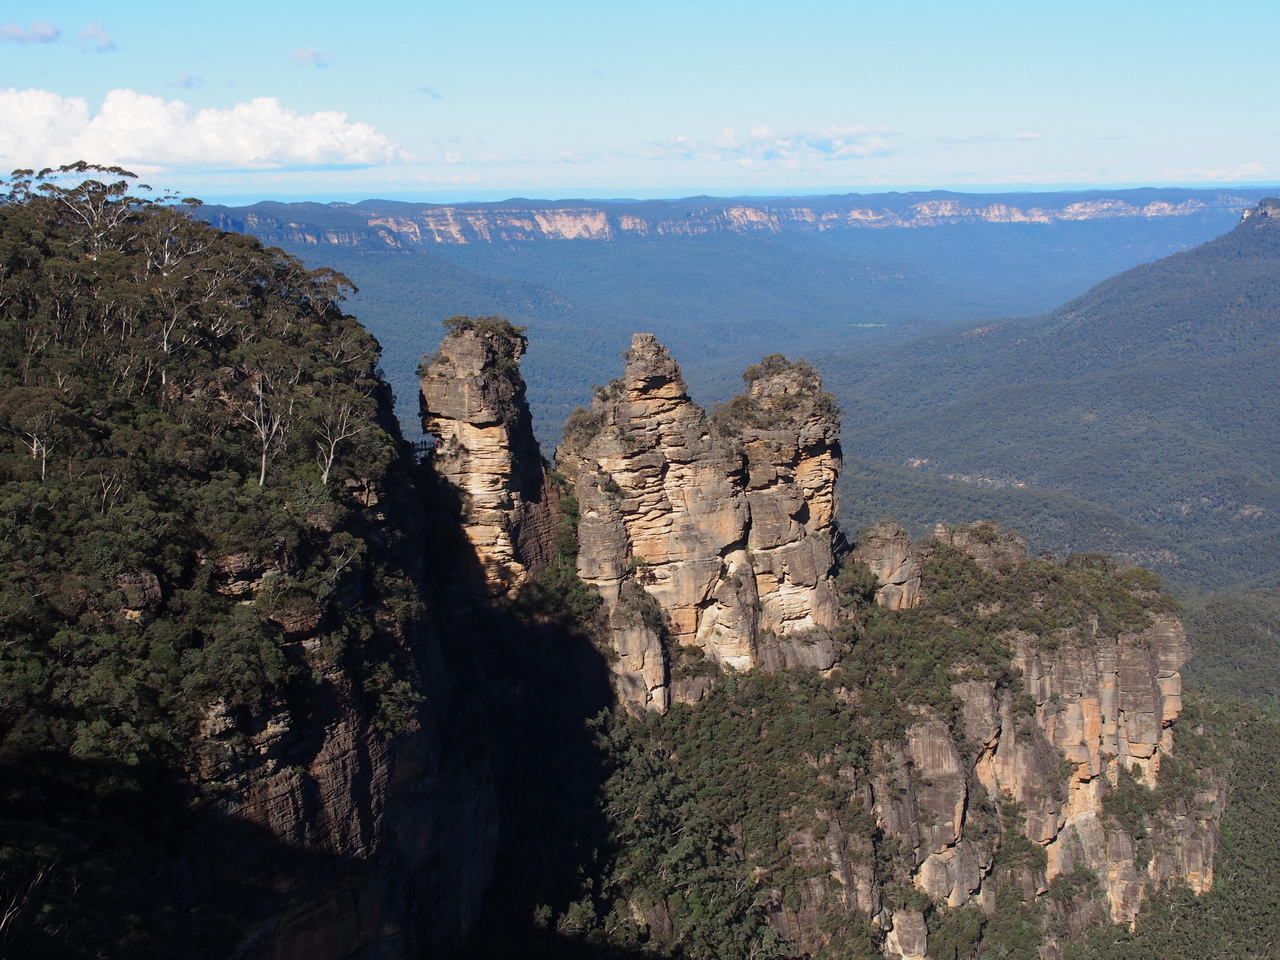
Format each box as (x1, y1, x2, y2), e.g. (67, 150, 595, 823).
(556, 336, 842, 710)
(419, 318, 559, 595)
(933, 521, 1030, 574)
(852, 520, 922, 610)
(741, 525, 1221, 959)
(408, 322, 1220, 957)
(852, 523, 1220, 945)
(1240, 196, 1280, 221)
(733, 355, 843, 651)
(883, 910, 929, 960)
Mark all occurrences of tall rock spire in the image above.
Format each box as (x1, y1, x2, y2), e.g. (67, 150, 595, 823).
(729, 354, 843, 655)
(419, 317, 558, 596)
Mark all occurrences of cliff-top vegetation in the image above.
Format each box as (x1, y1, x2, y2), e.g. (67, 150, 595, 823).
(0, 165, 424, 955)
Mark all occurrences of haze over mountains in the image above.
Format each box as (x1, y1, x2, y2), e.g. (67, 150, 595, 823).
(205, 189, 1261, 245)
(9, 166, 1280, 959)
(199, 187, 1272, 445)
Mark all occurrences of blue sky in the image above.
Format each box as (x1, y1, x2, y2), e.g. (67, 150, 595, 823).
(2, 1, 1278, 203)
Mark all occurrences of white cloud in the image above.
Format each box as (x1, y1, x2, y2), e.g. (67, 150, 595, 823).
(649, 125, 895, 167)
(0, 88, 407, 171)
(292, 47, 334, 68)
(77, 21, 115, 53)
(0, 20, 59, 43)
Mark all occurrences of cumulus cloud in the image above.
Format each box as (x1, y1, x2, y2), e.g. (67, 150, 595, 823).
(292, 47, 334, 68)
(0, 20, 59, 43)
(0, 87, 406, 171)
(648, 125, 895, 168)
(77, 21, 115, 52)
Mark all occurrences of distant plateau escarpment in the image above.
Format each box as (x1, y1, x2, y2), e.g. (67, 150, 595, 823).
(200, 188, 1269, 247)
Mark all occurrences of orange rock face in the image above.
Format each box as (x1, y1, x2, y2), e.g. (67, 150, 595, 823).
(557, 337, 844, 711)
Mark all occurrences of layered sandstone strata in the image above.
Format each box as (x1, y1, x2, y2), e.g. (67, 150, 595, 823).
(419, 319, 558, 595)
(556, 336, 843, 710)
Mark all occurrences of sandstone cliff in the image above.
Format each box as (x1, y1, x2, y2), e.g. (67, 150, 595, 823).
(847, 524, 1220, 956)
(201, 190, 1264, 249)
(409, 325, 1221, 959)
(731, 354, 843, 655)
(852, 520, 922, 610)
(555, 335, 842, 711)
(580, 508, 1220, 960)
(419, 317, 559, 596)
(359, 196, 1241, 244)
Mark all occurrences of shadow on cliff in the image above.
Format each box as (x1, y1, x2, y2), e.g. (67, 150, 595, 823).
(415, 462, 660, 959)
(0, 748, 368, 960)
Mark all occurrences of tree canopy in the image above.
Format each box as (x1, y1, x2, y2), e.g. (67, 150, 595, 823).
(0, 164, 421, 955)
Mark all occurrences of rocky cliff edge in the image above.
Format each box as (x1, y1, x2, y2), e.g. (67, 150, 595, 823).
(849, 522, 1219, 942)
(416, 327, 1221, 957)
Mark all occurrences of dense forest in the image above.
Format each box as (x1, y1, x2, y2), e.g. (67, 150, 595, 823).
(4, 170, 1280, 960)
(0, 164, 428, 955)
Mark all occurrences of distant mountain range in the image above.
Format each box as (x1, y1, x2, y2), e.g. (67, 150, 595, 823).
(196, 187, 1275, 453)
(830, 198, 1280, 591)
(201, 187, 1269, 246)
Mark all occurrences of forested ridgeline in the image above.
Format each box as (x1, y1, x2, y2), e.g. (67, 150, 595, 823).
(0, 165, 435, 956)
